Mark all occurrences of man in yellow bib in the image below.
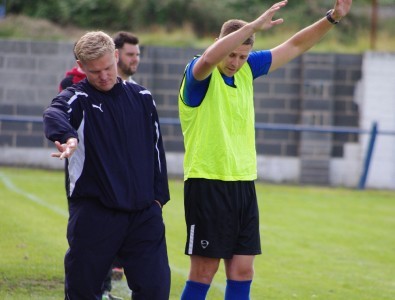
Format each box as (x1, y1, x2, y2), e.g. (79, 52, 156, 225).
(178, 0, 352, 299)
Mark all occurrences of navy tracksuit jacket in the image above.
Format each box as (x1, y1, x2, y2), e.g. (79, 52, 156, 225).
(43, 78, 170, 210)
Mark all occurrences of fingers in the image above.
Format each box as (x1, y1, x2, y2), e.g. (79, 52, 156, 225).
(59, 147, 71, 160)
(51, 138, 78, 160)
(54, 141, 63, 152)
(60, 138, 77, 160)
(255, 0, 287, 30)
(334, 0, 352, 18)
(51, 152, 61, 158)
(271, 0, 287, 12)
(271, 18, 284, 26)
(154, 200, 163, 209)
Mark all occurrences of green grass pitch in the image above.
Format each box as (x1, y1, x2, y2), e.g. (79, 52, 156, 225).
(0, 167, 394, 299)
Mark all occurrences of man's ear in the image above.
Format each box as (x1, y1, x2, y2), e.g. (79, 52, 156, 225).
(76, 60, 84, 71)
(115, 49, 119, 63)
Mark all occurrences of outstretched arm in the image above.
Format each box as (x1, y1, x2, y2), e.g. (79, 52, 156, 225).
(193, 0, 288, 81)
(269, 0, 352, 73)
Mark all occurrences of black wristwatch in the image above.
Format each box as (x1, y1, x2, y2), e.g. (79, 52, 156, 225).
(326, 9, 339, 25)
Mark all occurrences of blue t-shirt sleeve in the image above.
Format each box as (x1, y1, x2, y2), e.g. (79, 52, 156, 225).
(181, 50, 272, 107)
(247, 50, 272, 79)
(181, 57, 210, 107)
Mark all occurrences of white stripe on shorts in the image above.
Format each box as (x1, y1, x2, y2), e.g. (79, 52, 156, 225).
(188, 224, 195, 255)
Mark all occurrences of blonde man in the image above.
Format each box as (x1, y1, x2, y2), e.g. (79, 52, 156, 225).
(44, 31, 170, 300)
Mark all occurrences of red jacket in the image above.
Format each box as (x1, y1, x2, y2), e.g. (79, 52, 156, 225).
(59, 66, 86, 91)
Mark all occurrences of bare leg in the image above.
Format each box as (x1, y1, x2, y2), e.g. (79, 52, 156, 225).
(224, 255, 255, 280)
(188, 255, 221, 284)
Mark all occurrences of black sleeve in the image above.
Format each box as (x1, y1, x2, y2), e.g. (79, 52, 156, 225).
(59, 76, 74, 91)
(43, 90, 80, 143)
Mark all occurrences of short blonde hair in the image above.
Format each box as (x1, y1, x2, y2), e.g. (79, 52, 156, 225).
(74, 31, 115, 62)
(219, 19, 255, 46)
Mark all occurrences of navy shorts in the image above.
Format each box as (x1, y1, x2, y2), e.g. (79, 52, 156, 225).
(184, 178, 261, 259)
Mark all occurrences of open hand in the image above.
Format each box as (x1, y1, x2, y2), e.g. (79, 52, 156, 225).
(51, 137, 78, 160)
(250, 0, 288, 32)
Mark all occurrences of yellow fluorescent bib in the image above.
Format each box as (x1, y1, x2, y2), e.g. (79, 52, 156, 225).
(179, 63, 257, 181)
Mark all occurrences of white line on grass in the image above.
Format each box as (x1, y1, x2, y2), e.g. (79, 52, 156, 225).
(0, 171, 227, 295)
(0, 171, 68, 218)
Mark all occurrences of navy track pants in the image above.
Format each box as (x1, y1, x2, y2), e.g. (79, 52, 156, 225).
(64, 198, 170, 300)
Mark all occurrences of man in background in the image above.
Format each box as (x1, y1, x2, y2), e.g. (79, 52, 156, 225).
(59, 50, 85, 92)
(113, 31, 141, 83)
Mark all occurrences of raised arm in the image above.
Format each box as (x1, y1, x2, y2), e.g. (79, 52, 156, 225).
(269, 0, 352, 73)
(193, 0, 288, 81)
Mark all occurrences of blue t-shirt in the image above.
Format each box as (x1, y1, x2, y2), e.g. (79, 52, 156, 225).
(183, 50, 272, 107)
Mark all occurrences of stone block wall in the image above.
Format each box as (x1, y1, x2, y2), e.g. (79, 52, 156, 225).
(0, 39, 362, 186)
(0, 40, 75, 149)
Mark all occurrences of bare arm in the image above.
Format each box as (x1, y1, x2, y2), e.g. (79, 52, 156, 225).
(193, 0, 288, 81)
(269, 0, 352, 73)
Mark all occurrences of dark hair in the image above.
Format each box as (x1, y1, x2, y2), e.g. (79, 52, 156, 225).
(219, 19, 255, 46)
(113, 31, 139, 49)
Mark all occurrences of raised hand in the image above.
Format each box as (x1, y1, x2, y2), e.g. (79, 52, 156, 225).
(250, 0, 288, 32)
(332, 0, 353, 20)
